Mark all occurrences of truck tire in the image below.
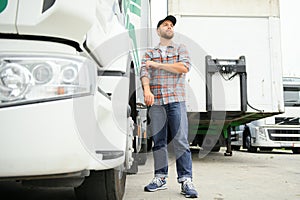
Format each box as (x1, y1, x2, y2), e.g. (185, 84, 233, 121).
(137, 141, 148, 165)
(211, 145, 221, 152)
(147, 137, 153, 152)
(232, 145, 241, 151)
(259, 147, 273, 152)
(292, 148, 300, 154)
(244, 130, 257, 153)
(75, 166, 126, 200)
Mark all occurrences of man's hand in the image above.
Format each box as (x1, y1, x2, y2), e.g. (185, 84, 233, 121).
(143, 90, 154, 106)
(141, 76, 154, 106)
(146, 60, 160, 69)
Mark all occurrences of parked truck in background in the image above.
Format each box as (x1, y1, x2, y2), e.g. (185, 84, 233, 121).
(231, 76, 300, 154)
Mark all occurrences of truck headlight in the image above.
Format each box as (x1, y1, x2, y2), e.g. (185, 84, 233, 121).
(0, 54, 96, 107)
(0, 63, 33, 101)
(32, 63, 53, 84)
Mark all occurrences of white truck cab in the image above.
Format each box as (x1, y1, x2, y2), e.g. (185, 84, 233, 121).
(0, 1, 143, 199)
(231, 77, 300, 154)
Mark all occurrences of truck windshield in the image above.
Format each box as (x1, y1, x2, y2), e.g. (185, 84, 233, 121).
(284, 87, 300, 107)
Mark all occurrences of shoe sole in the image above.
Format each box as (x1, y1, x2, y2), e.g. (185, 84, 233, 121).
(144, 185, 168, 192)
(181, 191, 198, 198)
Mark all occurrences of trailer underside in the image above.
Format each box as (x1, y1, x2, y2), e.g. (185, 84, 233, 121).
(187, 111, 282, 155)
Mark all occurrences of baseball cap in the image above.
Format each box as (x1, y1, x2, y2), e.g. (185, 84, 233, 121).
(156, 15, 176, 29)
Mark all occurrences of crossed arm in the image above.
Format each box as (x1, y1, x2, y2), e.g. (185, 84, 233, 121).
(145, 60, 188, 74)
(141, 61, 188, 106)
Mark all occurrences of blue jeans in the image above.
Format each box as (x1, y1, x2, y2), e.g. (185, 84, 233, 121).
(148, 102, 192, 183)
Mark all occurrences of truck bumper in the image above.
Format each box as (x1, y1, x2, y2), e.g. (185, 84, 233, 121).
(253, 127, 300, 148)
(0, 96, 126, 178)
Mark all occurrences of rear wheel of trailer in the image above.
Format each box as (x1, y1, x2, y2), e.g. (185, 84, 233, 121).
(292, 148, 300, 154)
(74, 166, 126, 200)
(259, 147, 273, 152)
(243, 130, 258, 153)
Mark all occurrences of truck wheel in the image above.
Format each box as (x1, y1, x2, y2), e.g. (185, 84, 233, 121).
(137, 141, 148, 165)
(244, 131, 257, 153)
(232, 145, 241, 151)
(147, 137, 153, 152)
(211, 146, 221, 152)
(75, 166, 126, 200)
(292, 148, 300, 154)
(259, 147, 273, 152)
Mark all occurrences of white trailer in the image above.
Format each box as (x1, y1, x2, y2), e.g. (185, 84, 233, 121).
(160, 0, 284, 155)
(231, 77, 300, 154)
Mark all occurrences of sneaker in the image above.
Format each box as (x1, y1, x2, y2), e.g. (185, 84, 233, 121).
(144, 177, 167, 192)
(181, 179, 198, 198)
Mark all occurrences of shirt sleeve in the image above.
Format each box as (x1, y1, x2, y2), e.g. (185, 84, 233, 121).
(178, 44, 191, 72)
(140, 50, 152, 79)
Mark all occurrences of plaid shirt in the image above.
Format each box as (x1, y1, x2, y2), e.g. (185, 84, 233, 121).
(140, 42, 191, 105)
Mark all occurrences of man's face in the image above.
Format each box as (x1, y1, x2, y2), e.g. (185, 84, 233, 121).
(157, 20, 174, 39)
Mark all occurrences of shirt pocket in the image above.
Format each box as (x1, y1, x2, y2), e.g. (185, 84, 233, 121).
(152, 52, 161, 62)
(166, 53, 178, 63)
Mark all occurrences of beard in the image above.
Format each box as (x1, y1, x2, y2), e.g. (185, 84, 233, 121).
(160, 31, 174, 40)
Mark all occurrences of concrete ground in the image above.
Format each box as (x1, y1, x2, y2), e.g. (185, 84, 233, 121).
(124, 148, 300, 200)
(0, 148, 299, 200)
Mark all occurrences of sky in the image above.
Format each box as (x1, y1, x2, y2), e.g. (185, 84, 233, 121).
(151, 0, 300, 75)
(279, 0, 300, 74)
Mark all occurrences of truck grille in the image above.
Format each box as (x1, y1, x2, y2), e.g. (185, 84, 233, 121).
(268, 129, 300, 141)
(275, 117, 300, 125)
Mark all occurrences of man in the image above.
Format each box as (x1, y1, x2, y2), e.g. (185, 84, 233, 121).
(140, 15, 198, 198)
